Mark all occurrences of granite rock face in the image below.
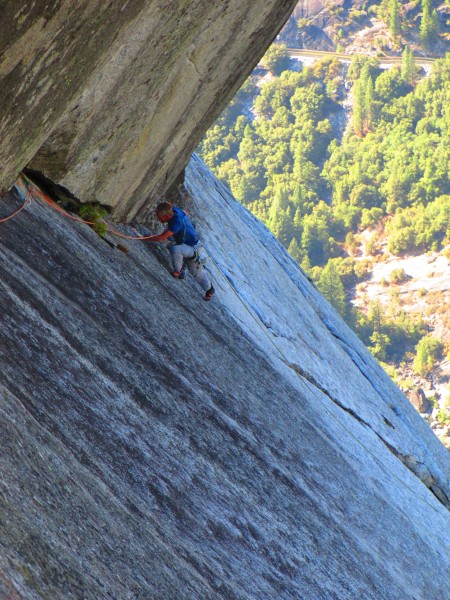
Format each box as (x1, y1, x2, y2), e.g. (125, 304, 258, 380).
(1, 3, 450, 596)
(0, 159, 449, 599)
(0, 0, 297, 219)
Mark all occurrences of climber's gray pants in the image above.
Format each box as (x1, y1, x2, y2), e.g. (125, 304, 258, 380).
(169, 244, 211, 291)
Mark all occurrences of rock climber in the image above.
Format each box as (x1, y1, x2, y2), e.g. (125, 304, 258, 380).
(146, 201, 215, 301)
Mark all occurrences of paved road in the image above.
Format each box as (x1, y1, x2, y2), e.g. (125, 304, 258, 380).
(287, 47, 436, 68)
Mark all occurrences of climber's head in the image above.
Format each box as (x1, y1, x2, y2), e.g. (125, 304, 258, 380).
(155, 202, 173, 222)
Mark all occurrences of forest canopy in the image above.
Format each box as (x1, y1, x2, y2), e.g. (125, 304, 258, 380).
(198, 51, 450, 269)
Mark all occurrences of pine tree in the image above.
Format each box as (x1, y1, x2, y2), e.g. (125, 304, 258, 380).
(288, 237, 303, 264)
(293, 207, 303, 230)
(318, 261, 346, 316)
(352, 78, 365, 136)
(367, 301, 383, 333)
(401, 47, 416, 86)
(364, 76, 375, 131)
(293, 140, 306, 182)
(413, 336, 442, 376)
(389, 0, 400, 37)
(300, 253, 312, 274)
(420, 0, 439, 49)
(369, 331, 391, 361)
(352, 64, 373, 136)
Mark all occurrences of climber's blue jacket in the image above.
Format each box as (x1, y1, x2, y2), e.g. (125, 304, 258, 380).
(167, 207, 199, 246)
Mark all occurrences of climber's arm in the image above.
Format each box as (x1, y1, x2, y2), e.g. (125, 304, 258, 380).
(146, 229, 174, 243)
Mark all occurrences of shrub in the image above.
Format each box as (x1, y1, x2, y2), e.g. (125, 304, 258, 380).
(79, 204, 108, 237)
(260, 44, 291, 75)
(436, 408, 450, 424)
(413, 336, 443, 376)
(360, 207, 384, 229)
(354, 259, 371, 280)
(365, 236, 378, 256)
(345, 232, 359, 255)
(389, 267, 408, 284)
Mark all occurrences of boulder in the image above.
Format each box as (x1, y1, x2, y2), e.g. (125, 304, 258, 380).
(410, 388, 431, 413)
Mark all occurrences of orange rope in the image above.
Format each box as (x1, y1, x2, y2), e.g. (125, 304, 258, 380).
(5, 175, 159, 242)
(102, 223, 157, 241)
(23, 177, 157, 241)
(34, 191, 99, 226)
(0, 189, 32, 223)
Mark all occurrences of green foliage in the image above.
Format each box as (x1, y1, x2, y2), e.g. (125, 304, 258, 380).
(436, 404, 450, 424)
(200, 53, 450, 265)
(375, 67, 408, 104)
(401, 47, 416, 87)
(347, 55, 378, 82)
(436, 398, 450, 423)
(389, 268, 408, 284)
(369, 331, 391, 361)
(260, 43, 291, 75)
(78, 204, 108, 237)
(389, 0, 400, 37)
(420, 0, 439, 49)
(386, 196, 450, 254)
(318, 259, 347, 316)
(288, 237, 303, 264)
(354, 299, 426, 362)
(413, 336, 443, 375)
(380, 361, 401, 382)
(351, 61, 378, 135)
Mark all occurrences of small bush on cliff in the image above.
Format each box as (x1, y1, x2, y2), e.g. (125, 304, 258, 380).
(78, 204, 108, 237)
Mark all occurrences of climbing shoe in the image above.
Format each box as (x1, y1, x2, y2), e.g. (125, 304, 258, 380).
(172, 266, 186, 279)
(204, 286, 215, 301)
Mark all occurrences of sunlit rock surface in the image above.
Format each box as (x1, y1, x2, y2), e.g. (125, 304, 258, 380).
(0, 0, 297, 219)
(0, 157, 449, 599)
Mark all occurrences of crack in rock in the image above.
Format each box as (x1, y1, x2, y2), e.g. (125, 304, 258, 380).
(377, 436, 450, 509)
(287, 362, 450, 511)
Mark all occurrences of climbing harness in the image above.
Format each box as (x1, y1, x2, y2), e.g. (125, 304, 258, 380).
(191, 241, 207, 265)
(169, 208, 207, 264)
